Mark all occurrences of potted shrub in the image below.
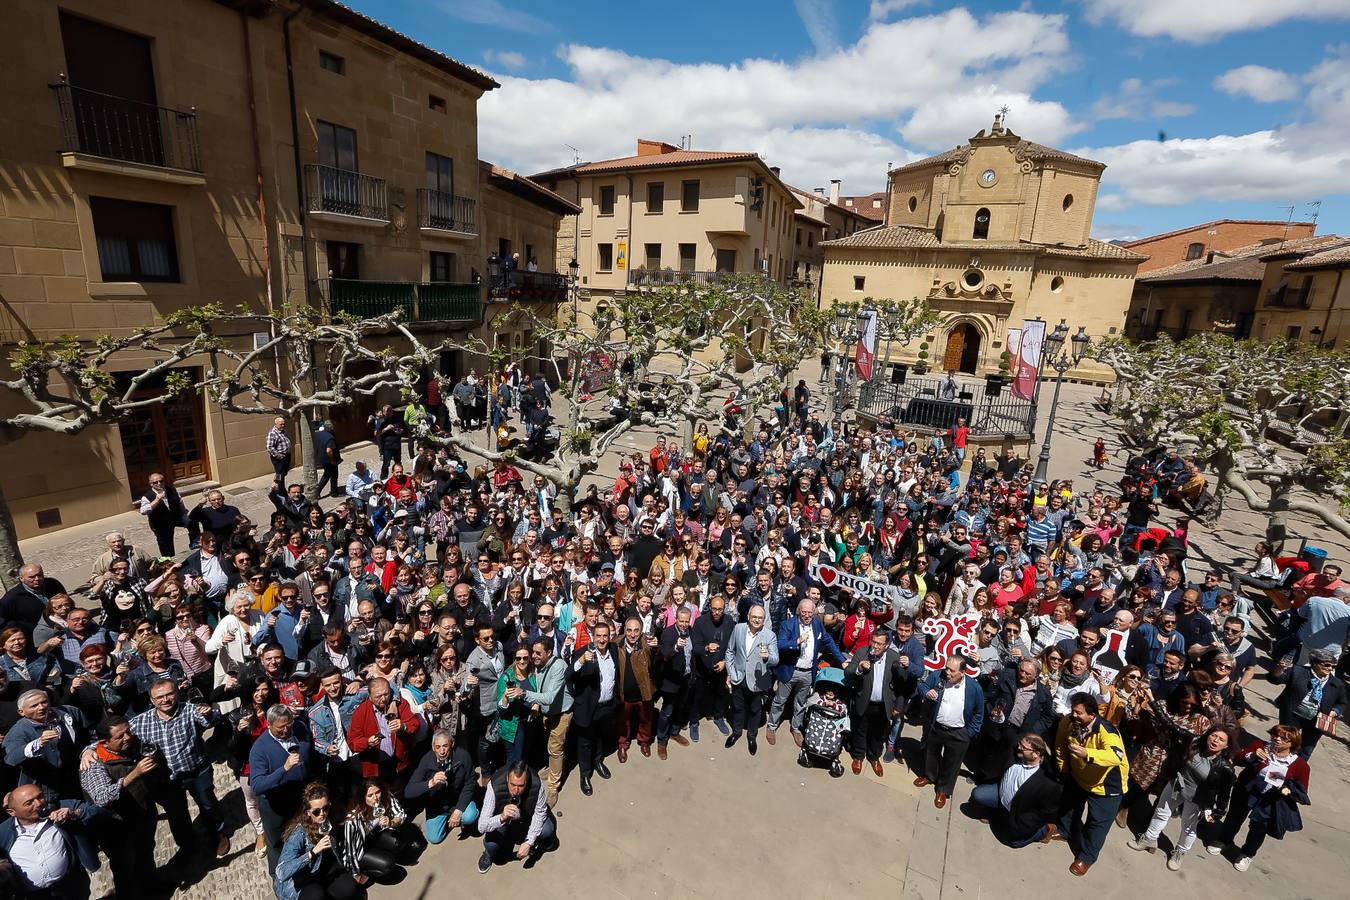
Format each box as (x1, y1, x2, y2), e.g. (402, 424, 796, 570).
(914, 341, 930, 374)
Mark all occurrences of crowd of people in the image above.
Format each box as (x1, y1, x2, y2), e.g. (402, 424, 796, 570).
(0, 364, 1346, 898)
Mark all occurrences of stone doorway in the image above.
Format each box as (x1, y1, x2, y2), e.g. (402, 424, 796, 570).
(943, 323, 981, 374)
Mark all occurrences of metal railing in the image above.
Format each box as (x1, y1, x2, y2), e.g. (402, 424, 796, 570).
(627, 268, 732, 287)
(305, 164, 388, 220)
(857, 373, 1035, 436)
(324, 279, 480, 323)
(1266, 285, 1313, 309)
(417, 188, 476, 234)
(51, 81, 201, 172)
(488, 269, 568, 303)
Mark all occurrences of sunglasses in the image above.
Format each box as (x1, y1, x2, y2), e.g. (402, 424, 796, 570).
(375, 653, 393, 660)
(514, 655, 530, 661)
(537, 614, 554, 621)
(308, 805, 330, 815)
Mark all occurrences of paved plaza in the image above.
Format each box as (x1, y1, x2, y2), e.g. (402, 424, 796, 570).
(19, 371, 1350, 900)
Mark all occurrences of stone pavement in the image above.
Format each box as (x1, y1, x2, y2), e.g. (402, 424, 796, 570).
(17, 364, 1348, 899)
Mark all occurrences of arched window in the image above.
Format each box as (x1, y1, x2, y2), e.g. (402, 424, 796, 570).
(1186, 242, 1205, 260)
(1062, 193, 1074, 211)
(973, 207, 990, 240)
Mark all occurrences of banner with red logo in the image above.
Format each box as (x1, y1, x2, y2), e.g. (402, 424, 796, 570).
(1011, 318, 1045, 400)
(854, 309, 878, 381)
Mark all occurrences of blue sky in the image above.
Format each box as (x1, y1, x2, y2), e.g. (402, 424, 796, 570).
(356, 0, 1350, 240)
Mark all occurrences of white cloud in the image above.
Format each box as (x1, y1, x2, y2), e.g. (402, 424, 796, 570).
(483, 49, 527, 70)
(1213, 65, 1300, 102)
(434, 0, 549, 35)
(1092, 78, 1196, 120)
(1081, 0, 1350, 43)
(794, 0, 840, 53)
(479, 8, 1076, 195)
(1082, 56, 1350, 209)
(869, 0, 928, 20)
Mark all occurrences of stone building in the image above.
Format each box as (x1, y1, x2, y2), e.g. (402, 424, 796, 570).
(1124, 234, 1344, 342)
(819, 115, 1144, 380)
(1253, 238, 1350, 348)
(1123, 219, 1317, 274)
(0, 0, 571, 540)
(786, 183, 872, 306)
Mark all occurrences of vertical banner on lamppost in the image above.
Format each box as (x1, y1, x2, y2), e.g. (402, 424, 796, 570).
(1006, 327, 1022, 362)
(1012, 318, 1044, 400)
(854, 309, 878, 381)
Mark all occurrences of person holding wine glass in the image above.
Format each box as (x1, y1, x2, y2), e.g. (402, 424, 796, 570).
(274, 782, 362, 900)
(334, 779, 425, 884)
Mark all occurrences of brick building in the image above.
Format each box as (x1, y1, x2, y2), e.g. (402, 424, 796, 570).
(1124, 219, 1316, 274)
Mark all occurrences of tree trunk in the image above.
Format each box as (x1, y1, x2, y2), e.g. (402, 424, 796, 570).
(0, 481, 25, 589)
(297, 409, 319, 501)
(1264, 479, 1292, 550)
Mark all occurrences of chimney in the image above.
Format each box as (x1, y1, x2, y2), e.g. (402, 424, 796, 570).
(770, 166, 780, 176)
(636, 139, 680, 157)
(814, 187, 826, 197)
(829, 179, 841, 205)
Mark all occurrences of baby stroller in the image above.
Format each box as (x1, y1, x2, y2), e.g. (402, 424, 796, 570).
(800, 667, 851, 778)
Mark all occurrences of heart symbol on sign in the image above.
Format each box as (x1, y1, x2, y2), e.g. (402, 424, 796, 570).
(817, 566, 838, 587)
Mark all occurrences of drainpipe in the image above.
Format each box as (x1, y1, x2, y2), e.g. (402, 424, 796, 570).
(239, 10, 283, 386)
(283, 3, 314, 309)
(1319, 269, 1342, 347)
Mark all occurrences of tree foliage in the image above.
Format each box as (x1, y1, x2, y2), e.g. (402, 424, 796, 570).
(1091, 333, 1350, 540)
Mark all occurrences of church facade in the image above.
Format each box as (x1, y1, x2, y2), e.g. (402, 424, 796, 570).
(819, 115, 1143, 381)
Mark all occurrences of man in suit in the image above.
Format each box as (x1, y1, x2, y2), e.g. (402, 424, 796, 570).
(248, 704, 313, 872)
(724, 604, 778, 755)
(314, 419, 343, 499)
(914, 655, 985, 808)
(0, 784, 100, 898)
(178, 531, 237, 612)
(137, 472, 196, 556)
(767, 598, 844, 747)
(655, 607, 696, 758)
(690, 593, 733, 739)
(967, 733, 1062, 846)
(0, 565, 68, 637)
(2, 690, 89, 800)
(972, 659, 1055, 782)
(268, 481, 314, 531)
(567, 621, 617, 796)
(845, 630, 904, 776)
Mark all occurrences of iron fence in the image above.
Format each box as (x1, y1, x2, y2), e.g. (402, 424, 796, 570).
(323, 279, 479, 323)
(51, 81, 201, 172)
(857, 372, 1035, 436)
(305, 164, 388, 220)
(417, 188, 476, 234)
(488, 269, 568, 303)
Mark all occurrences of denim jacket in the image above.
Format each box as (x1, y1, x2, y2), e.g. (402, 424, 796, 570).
(306, 690, 367, 755)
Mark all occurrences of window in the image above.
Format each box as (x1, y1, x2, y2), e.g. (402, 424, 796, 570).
(973, 207, 990, 240)
(429, 251, 454, 283)
(753, 248, 761, 273)
(90, 197, 179, 282)
(326, 241, 359, 279)
(908, 195, 917, 213)
(426, 152, 453, 193)
(598, 185, 615, 216)
(807, 232, 814, 248)
(1186, 242, 1205, 260)
(317, 120, 357, 171)
(319, 51, 345, 74)
(597, 243, 613, 271)
(678, 243, 696, 271)
(715, 248, 736, 272)
(647, 182, 664, 213)
(795, 228, 802, 246)
(681, 180, 700, 212)
(428, 94, 446, 113)
(644, 243, 661, 269)
(853, 276, 865, 292)
(1286, 325, 1302, 340)
(498, 238, 511, 261)
(525, 244, 534, 268)
(1050, 275, 1064, 293)
(963, 269, 984, 290)
(1062, 193, 1074, 211)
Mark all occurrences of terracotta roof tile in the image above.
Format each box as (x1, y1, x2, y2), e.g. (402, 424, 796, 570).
(821, 226, 1143, 261)
(576, 150, 759, 174)
(1123, 219, 1316, 247)
(889, 139, 1103, 177)
(1283, 240, 1350, 270)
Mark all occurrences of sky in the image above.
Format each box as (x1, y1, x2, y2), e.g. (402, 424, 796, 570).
(356, 0, 1350, 241)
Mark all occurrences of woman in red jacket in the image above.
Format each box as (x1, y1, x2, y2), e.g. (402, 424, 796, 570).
(1209, 724, 1310, 873)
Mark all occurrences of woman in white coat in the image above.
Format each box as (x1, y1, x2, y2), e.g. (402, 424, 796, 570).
(205, 590, 266, 707)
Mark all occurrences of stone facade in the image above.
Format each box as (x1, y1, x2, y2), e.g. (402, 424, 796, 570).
(0, 0, 567, 539)
(1124, 219, 1317, 274)
(820, 116, 1143, 381)
(787, 184, 872, 306)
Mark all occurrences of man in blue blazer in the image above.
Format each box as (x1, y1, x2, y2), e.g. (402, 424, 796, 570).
(914, 654, 984, 808)
(766, 597, 844, 746)
(249, 705, 313, 873)
(0, 784, 100, 896)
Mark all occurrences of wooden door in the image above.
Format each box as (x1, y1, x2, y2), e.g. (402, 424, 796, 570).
(119, 388, 208, 497)
(943, 326, 966, 371)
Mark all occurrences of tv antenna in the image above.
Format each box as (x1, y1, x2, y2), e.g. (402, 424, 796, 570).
(564, 144, 580, 166)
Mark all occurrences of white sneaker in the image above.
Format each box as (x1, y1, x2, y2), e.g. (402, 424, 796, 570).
(1126, 836, 1158, 853)
(1204, 843, 1224, 855)
(1233, 856, 1251, 873)
(1167, 850, 1183, 871)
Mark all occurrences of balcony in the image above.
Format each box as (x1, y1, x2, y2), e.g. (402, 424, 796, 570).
(50, 81, 203, 183)
(627, 268, 733, 288)
(305, 164, 388, 225)
(325, 279, 480, 324)
(1267, 284, 1313, 309)
(489, 269, 568, 304)
(417, 189, 476, 238)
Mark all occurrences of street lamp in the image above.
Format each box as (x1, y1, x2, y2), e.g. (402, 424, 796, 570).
(1031, 320, 1090, 489)
(828, 307, 869, 414)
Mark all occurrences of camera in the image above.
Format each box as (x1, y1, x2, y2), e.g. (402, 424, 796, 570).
(140, 741, 160, 760)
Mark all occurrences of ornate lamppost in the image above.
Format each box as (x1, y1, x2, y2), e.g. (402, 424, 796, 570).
(1031, 319, 1091, 489)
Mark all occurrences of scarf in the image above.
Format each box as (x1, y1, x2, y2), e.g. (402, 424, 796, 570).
(1060, 666, 1090, 689)
(403, 680, 432, 705)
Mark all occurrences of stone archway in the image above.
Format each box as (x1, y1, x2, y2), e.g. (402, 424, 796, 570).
(942, 322, 983, 374)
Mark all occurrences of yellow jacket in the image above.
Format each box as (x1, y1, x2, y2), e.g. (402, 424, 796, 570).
(1055, 714, 1129, 796)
